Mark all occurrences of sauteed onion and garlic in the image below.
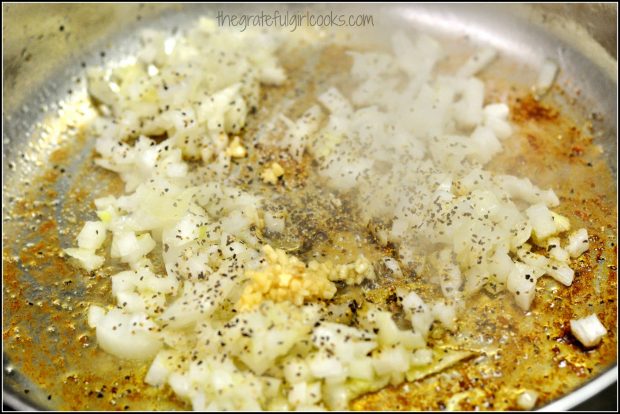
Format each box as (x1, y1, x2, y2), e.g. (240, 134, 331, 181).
(59, 17, 609, 410)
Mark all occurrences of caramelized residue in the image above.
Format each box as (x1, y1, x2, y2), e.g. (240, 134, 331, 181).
(511, 94, 559, 123)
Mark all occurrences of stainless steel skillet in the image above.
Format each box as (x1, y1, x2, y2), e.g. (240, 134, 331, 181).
(3, 3, 617, 410)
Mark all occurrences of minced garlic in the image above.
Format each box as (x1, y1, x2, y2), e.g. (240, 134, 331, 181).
(226, 136, 247, 158)
(237, 246, 375, 311)
(327, 254, 375, 286)
(261, 162, 285, 184)
(238, 245, 337, 310)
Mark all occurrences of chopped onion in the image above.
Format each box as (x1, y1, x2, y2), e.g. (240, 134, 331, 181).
(526, 203, 557, 243)
(94, 308, 162, 360)
(65, 20, 590, 411)
(545, 260, 574, 286)
(64, 248, 105, 271)
(536, 59, 558, 94)
(457, 47, 497, 78)
(87, 305, 106, 328)
(77, 221, 107, 250)
(517, 389, 538, 410)
(507, 262, 537, 311)
(547, 237, 570, 263)
(566, 228, 589, 258)
(570, 314, 607, 347)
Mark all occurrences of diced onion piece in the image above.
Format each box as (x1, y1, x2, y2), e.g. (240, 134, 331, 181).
(318, 87, 353, 115)
(485, 116, 513, 140)
(284, 359, 313, 385)
(112, 231, 139, 257)
(431, 302, 457, 331)
(483, 103, 512, 140)
(348, 358, 375, 380)
(77, 221, 107, 250)
(279, 105, 323, 161)
(166, 162, 188, 178)
(266, 398, 290, 411)
(88, 305, 106, 328)
(551, 211, 571, 233)
(112, 231, 156, 265)
(536, 59, 558, 94)
(516, 244, 549, 274)
(469, 126, 501, 164)
(410, 348, 433, 367)
(86, 67, 117, 105)
(455, 78, 484, 129)
(488, 246, 513, 286)
(526, 204, 557, 244)
(372, 346, 410, 376)
(457, 47, 497, 78)
(130, 233, 156, 262)
(168, 372, 192, 400)
(382, 257, 403, 277)
(507, 262, 537, 311)
(401, 291, 433, 337)
(483, 103, 509, 119)
(323, 383, 349, 411)
(262, 377, 282, 400)
(546, 260, 574, 286)
(264, 211, 285, 233)
(566, 228, 589, 258)
(517, 389, 538, 410)
(288, 381, 322, 407)
(94, 195, 116, 210)
(160, 278, 234, 329)
(570, 314, 607, 347)
(496, 175, 560, 207)
(145, 351, 174, 386)
(170, 214, 203, 246)
(368, 310, 424, 349)
(94, 309, 162, 359)
(309, 353, 344, 379)
(64, 248, 105, 271)
(547, 237, 570, 263)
